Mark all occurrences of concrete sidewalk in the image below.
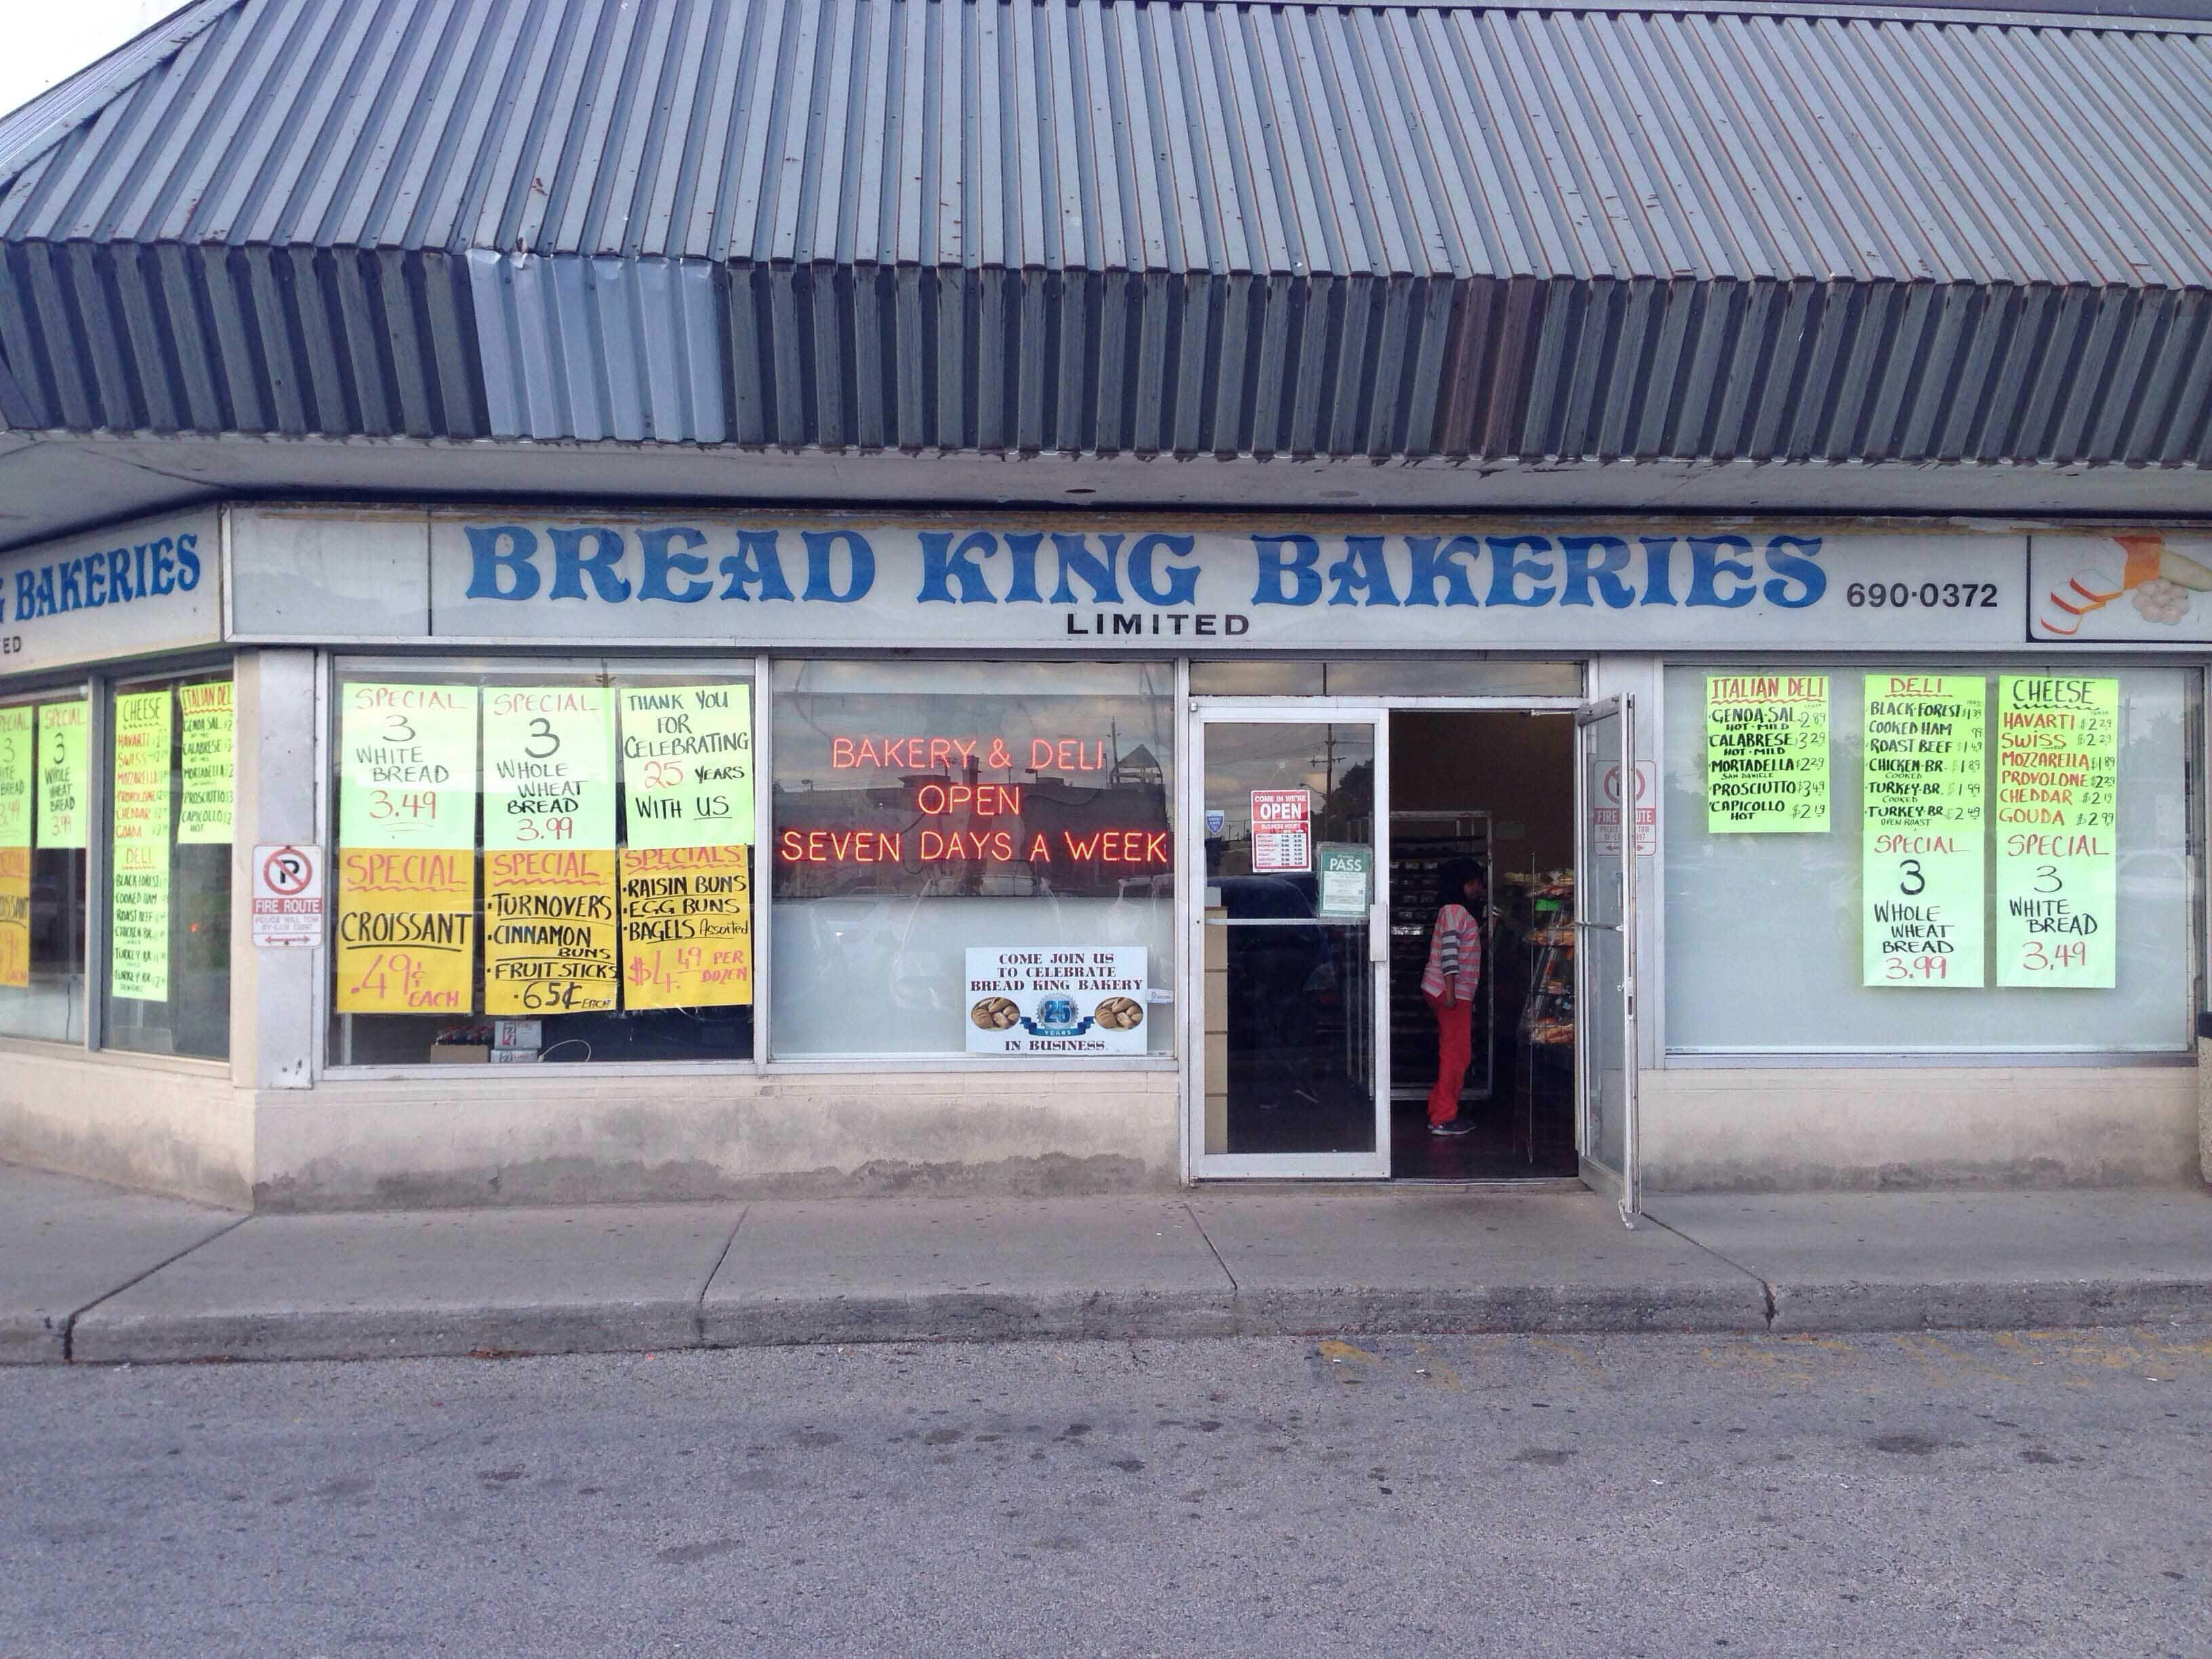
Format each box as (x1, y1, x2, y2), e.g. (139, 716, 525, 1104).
(2, 1161, 2207, 1364)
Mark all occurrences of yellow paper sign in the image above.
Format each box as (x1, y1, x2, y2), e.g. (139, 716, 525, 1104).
(334, 848, 476, 1014)
(1706, 673, 1829, 832)
(0, 844, 27, 989)
(110, 690, 173, 1002)
(484, 848, 620, 1015)
(619, 844, 753, 1009)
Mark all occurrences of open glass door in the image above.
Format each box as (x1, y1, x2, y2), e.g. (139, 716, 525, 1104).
(1575, 695, 1640, 1224)
(1190, 708, 1389, 1177)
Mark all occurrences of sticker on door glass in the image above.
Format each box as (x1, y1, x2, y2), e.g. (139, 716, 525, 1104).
(1249, 789, 1311, 872)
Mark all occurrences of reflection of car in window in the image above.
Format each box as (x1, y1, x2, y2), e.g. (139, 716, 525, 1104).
(1214, 876, 1343, 1054)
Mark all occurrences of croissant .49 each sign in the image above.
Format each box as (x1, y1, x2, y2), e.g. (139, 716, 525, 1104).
(414, 517, 2032, 650)
(965, 947, 1150, 1055)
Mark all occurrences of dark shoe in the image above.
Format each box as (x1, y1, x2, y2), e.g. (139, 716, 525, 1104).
(1429, 1118, 1475, 1137)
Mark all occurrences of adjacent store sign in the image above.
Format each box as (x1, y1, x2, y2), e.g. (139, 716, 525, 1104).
(252, 843, 324, 948)
(2030, 533, 2212, 643)
(335, 683, 479, 1014)
(0, 511, 221, 672)
(1705, 674, 1829, 833)
(1862, 676, 1986, 987)
(0, 707, 28, 987)
(1250, 790, 1312, 872)
(1996, 676, 2118, 987)
(110, 689, 172, 1002)
(964, 947, 1149, 1054)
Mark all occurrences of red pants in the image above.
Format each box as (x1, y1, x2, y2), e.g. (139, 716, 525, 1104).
(1426, 993, 1472, 1125)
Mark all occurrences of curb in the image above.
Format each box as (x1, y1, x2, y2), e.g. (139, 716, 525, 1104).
(1767, 1277, 2212, 1334)
(68, 1301, 702, 1366)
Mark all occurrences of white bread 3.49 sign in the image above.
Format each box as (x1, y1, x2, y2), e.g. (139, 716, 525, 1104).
(252, 844, 324, 947)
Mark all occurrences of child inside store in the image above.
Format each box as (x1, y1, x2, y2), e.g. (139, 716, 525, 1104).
(1421, 858, 1488, 1136)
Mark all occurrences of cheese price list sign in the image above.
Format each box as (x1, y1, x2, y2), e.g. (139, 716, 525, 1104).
(1706, 674, 1830, 832)
(1862, 675, 1986, 987)
(1996, 677, 2118, 989)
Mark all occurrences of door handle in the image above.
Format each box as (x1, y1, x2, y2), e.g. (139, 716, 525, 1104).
(1368, 902, 1387, 964)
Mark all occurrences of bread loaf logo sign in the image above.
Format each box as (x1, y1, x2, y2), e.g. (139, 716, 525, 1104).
(964, 947, 1149, 1054)
(2031, 534, 2212, 642)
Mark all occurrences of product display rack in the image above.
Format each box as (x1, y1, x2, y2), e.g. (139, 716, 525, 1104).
(1387, 812, 1493, 1107)
(1511, 869, 1578, 1162)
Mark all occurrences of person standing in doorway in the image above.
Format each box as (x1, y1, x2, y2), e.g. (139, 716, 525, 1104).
(1421, 859, 1486, 1136)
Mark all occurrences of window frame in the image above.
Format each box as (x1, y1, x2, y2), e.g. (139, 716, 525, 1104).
(1652, 653, 2207, 1068)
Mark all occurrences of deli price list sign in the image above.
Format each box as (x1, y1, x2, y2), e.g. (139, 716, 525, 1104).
(1706, 674, 1829, 833)
(1862, 675, 1986, 987)
(1996, 677, 2118, 988)
(966, 947, 1148, 1054)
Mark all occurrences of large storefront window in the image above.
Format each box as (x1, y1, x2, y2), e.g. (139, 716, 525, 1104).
(329, 661, 755, 1065)
(1664, 664, 2199, 1053)
(0, 689, 89, 1042)
(105, 668, 233, 1059)
(771, 661, 1174, 1057)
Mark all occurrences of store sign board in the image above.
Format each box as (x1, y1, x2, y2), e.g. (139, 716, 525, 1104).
(964, 947, 1149, 1054)
(403, 516, 2036, 651)
(0, 510, 222, 672)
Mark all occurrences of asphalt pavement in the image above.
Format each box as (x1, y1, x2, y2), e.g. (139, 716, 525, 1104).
(3, 1326, 2205, 1656)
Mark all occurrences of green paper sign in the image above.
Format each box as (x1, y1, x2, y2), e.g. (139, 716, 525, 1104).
(1316, 842, 1372, 918)
(1996, 676, 2118, 988)
(483, 687, 617, 851)
(1706, 673, 1830, 832)
(110, 689, 173, 1002)
(177, 681, 233, 845)
(0, 706, 28, 851)
(338, 683, 479, 849)
(1862, 674, 1986, 987)
(619, 684, 753, 850)
(36, 700, 88, 849)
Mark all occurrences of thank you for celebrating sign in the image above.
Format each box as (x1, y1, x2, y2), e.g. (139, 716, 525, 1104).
(966, 947, 1149, 1054)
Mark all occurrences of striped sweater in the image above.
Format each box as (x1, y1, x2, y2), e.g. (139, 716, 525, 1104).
(1420, 903, 1483, 1002)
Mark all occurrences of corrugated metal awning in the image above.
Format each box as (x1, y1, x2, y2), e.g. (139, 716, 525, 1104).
(3, 0, 2212, 468)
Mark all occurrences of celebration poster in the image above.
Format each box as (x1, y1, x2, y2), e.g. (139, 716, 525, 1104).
(619, 684, 753, 848)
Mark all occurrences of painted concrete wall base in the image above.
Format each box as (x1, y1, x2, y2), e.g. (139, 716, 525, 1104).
(0, 1042, 251, 1208)
(250, 1069, 1183, 1212)
(1643, 1065, 2200, 1191)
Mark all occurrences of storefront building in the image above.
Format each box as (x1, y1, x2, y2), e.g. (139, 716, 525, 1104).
(0, 0, 2207, 1211)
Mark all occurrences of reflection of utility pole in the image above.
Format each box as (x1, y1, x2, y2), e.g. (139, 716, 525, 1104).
(1308, 726, 1339, 803)
(1109, 718, 1121, 787)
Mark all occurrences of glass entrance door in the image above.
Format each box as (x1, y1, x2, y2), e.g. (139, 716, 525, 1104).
(1575, 696, 1640, 1222)
(1190, 709, 1389, 1177)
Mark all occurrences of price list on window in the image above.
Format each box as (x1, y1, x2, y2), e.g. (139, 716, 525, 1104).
(1996, 677, 2118, 988)
(0, 707, 29, 989)
(1705, 674, 1830, 833)
(1862, 675, 1985, 987)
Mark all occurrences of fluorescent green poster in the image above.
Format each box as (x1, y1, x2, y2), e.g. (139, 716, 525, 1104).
(0, 706, 29, 851)
(337, 682, 479, 849)
(110, 689, 173, 1002)
(618, 684, 753, 849)
(36, 700, 88, 849)
(482, 687, 617, 851)
(177, 681, 234, 845)
(1996, 676, 2118, 989)
(1706, 673, 1830, 832)
(1862, 674, 1985, 987)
